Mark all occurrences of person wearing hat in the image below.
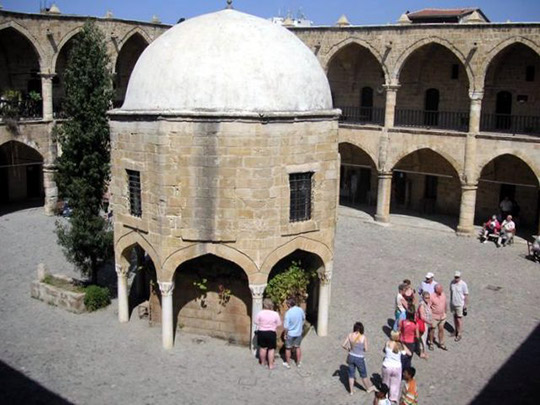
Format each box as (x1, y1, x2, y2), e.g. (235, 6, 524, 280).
(418, 272, 437, 296)
(450, 271, 469, 342)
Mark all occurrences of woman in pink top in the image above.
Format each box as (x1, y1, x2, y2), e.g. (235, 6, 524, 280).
(255, 298, 281, 369)
(399, 309, 419, 373)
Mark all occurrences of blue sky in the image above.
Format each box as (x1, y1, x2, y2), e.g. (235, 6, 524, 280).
(2, 1, 539, 25)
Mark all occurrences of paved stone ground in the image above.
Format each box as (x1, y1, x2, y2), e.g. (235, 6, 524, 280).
(1, 206, 539, 404)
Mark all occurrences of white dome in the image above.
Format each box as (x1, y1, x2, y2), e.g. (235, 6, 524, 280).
(120, 9, 333, 114)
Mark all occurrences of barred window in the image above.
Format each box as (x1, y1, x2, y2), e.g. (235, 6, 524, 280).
(127, 169, 142, 217)
(289, 172, 313, 222)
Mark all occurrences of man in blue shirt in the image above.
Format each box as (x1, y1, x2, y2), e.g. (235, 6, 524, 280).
(283, 297, 305, 368)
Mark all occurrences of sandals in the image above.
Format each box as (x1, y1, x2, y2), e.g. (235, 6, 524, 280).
(455, 335, 462, 342)
(440, 344, 448, 351)
(428, 343, 434, 351)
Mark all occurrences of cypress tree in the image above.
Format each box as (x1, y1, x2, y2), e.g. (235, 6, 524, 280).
(55, 21, 113, 285)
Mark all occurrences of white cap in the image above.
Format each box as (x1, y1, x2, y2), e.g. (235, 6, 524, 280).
(425, 272, 434, 279)
(454, 271, 462, 277)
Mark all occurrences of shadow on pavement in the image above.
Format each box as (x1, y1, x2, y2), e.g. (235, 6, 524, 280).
(470, 323, 540, 404)
(0, 360, 74, 405)
(0, 199, 44, 216)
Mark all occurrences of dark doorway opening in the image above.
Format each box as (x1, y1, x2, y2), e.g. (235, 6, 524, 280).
(424, 88, 440, 126)
(360, 86, 374, 121)
(496, 91, 512, 130)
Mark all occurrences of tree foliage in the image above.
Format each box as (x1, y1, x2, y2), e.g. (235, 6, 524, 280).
(265, 261, 317, 306)
(55, 21, 113, 285)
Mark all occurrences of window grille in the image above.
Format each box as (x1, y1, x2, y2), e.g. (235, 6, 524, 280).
(127, 169, 142, 217)
(289, 172, 313, 222)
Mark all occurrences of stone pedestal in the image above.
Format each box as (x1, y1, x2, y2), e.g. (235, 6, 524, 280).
(116, 264, 129, 323)
(249, 284, 266, 351)
(159, 281, 175, 349)
(375, 171, 393, 223)
(317, 262, 332, 337)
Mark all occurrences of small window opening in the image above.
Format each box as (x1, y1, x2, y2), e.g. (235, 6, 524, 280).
(127, 169, 142, 217)
(289, 172, 313, 222)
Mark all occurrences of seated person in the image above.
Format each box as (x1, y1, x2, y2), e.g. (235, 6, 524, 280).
(497, 215, 516, 247)
(481, 215, 500, 242)
(532, 235, 540, 260)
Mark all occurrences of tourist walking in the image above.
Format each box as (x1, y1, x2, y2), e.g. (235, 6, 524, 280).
(254, 298, 281, 369)
(342, 322, 375, 395)
(399, 309, 419, 372)
(394, 284, 409, 331)
(283, 297, 305, 368)
(429, 284, 448, 350)
(382, 331, 411, 403)
(450, 271, 469, 342)
(400, 367, 418, 405)
(417, 292, 432, 357)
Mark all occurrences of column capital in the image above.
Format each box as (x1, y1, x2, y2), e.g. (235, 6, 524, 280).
(249, 284, 267, 299)
(39, 72, 56, 80)
(377, 171, 393, 179)
(461, 183, 478, 191)
(469, 90, 484, 101)
(158, 281, 175, 297)
(383, 83, 401, 92)
(318, 270, 332, 286)
(115, 263, 128, 278)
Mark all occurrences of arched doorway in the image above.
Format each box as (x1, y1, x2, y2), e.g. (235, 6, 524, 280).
(327, 43, 385, 124)
(338, 143, 377, 212)
(0, 141, 43, 206)
(391, 148, 461, 228)
(266, 250, 323, 334)
(477, 154, 539, 232)
(162, 254, 252, 345)
(114, 33, 148, 107)
(396, 43, 469, 131)
(0, 27, 42, 119)
(482, 43, 540, 135)
(53, 33, 81, 117)
(120, 243, 157, 318)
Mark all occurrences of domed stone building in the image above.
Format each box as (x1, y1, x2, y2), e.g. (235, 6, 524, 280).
(109, 8, 340, 349)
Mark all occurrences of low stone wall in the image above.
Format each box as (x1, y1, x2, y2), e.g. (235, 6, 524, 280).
(30, 265, 86, 313)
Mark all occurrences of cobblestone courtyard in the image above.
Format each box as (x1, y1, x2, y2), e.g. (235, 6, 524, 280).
(1, 207, 539, 404)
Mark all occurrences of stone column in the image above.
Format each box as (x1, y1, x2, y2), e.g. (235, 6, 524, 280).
(158, 281, 175, 349)
(249, 284, 266, 351)
(115, 263, 129, 323)
(457, 184, 478, 236)
(42, 165, 58, 216)
(383, 84, 400, 129)
(317, 262, 333, 337)
(468, 90, 484, 134)
(39, 73, 55, 121)
(375, 171, 393, 223)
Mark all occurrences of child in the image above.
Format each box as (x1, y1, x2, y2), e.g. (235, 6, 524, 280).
(400, 367, 418, 405)
(373, 383, 391, 405)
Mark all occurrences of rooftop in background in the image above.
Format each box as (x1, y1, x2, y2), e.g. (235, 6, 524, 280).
(406, 8, 490, 24)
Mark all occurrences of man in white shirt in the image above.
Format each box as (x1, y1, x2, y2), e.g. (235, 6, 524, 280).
(418, 272, 437, 296)
(497, 215, 516, 247)
(499, 196, 513, 218)
(450, 271, 469, 342)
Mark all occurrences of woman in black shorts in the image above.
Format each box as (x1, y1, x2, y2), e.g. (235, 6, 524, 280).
(255, 298, 282, 369)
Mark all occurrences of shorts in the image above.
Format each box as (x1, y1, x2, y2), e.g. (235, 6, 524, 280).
(452, 305, 464, 317)
(257, 330, 276, 349)
(347, 355, 367, 378)
(285, 334, 303, 348)
(432, 317, 446, 328)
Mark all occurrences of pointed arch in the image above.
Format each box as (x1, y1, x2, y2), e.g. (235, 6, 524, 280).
(161, 243, 258, 282)
(479, 36, 540, 86)
(51, 26, 85, 72)
(112, 28, 151, 69)
(338, 141, 378, 168)
(393, 37, 474, 90)
(476, 150, 540, 184)
(0, 21, 45, 70)
(323, 37, 388, 80)
(115, 231, 161, 272)
(260, 237, 332, 275)
(386, 145, 463, 178)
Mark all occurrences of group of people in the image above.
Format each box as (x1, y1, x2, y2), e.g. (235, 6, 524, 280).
(254, 297, 305, 370)
(480, 214, 516, 247)
(341, 271, 469, 404)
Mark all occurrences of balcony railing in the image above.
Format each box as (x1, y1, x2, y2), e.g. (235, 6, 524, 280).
(0, 99, 42, 121)
(395, 109, 469, 132)
(480, 113, 540, 136)
(337, 106, 385, 126)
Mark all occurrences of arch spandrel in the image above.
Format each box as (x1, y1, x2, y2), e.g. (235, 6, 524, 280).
(392, 37, 475, 91)
(0, 21, 46, 72)
(323, 37, 389, 81)
(260, 237, 333, 275)
(161, 243, 259, 283)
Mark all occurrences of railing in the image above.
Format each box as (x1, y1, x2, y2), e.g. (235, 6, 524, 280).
(53, 98, 67, 119)
(480, 114, 540, 136)
(0, 99, 42, 121)
(337, 106, 385, 126)
(395, 109, 469, 132)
